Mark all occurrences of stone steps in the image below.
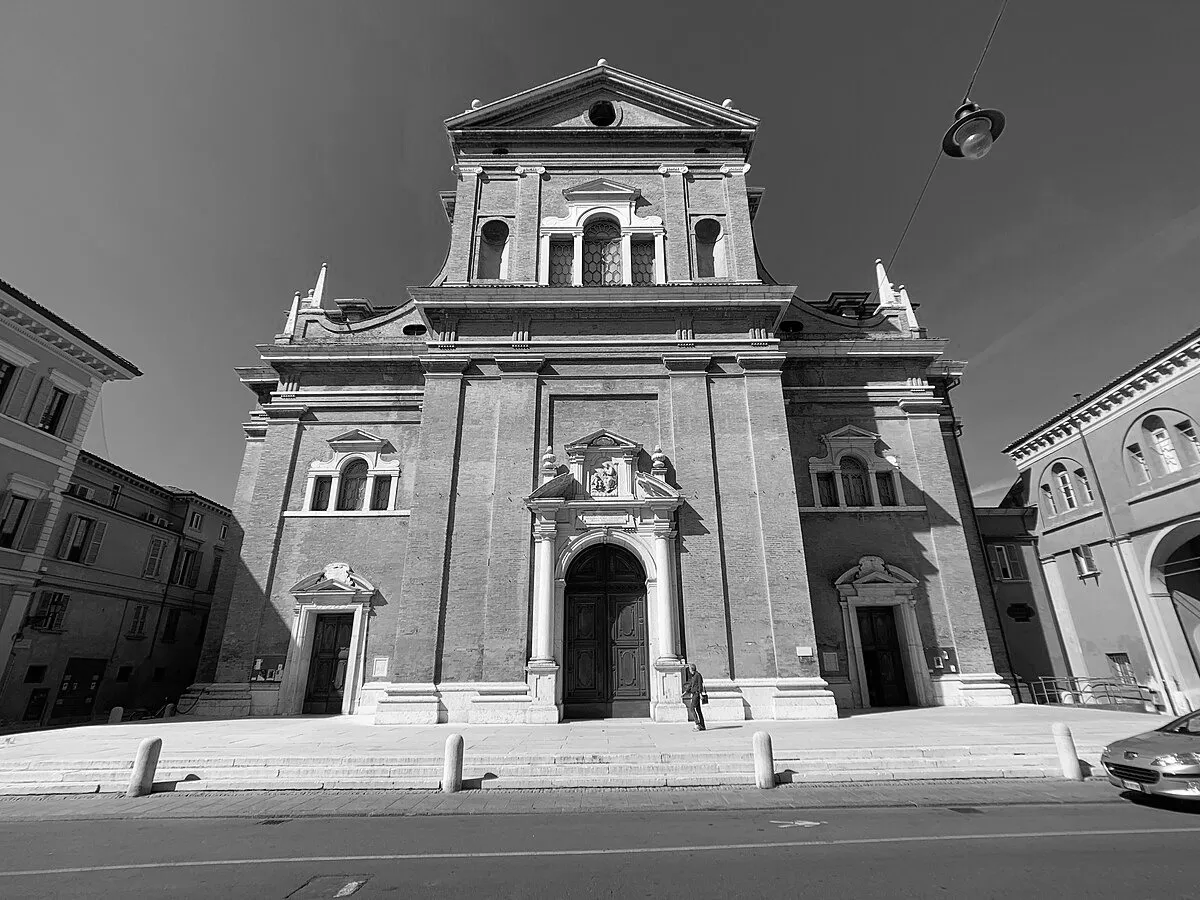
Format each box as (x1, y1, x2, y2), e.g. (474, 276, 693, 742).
(0, 743, 1094, 794)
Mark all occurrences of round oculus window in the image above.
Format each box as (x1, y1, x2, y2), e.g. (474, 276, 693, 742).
(402, 323, 428, 336)
(588, 100, 617, 127)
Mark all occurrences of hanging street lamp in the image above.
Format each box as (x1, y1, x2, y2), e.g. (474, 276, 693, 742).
(942, 98, 1006, 160)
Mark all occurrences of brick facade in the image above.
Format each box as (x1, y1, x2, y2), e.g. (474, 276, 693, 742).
(187, 63, 1012, 723)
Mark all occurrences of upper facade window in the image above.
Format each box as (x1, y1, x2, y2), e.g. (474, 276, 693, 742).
(1123, 410, 1200, 487)
(301, 430, 401, 515)
(808, 426, 905, 509)
(1039, 458, 1095, 519)
(582, 219, 622, 286)
(538, 180, 665, 287)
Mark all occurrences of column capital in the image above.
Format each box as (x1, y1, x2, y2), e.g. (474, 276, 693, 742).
(451, 164, 484, 178)
(419, 355, 471, 377)
(495, 356, 545, 376)
(719, 163, 751, 177)
(262, 403, 309, 420)
(657, 165, 689, 176)
(663, 354, 712, 374)
(736, 352, 786, 374)
(515, 165, 546, 177)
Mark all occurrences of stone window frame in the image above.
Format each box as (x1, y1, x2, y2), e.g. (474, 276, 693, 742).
(297, 431, 402, 517)
(1121, 408, 1200, 490)
(474, 216, 513, 282)
(538, 179, 666, 286)
(808, 426, 905, 510)
(689, 215, 729, 280)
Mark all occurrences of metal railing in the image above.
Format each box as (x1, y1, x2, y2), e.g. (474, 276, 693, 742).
(1020, 676, 1161, 712)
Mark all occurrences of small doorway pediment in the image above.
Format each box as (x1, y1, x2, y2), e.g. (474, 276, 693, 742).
(562, 179, 641, 205)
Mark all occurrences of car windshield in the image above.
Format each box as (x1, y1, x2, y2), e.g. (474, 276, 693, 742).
(1157, 710, 1200, 736)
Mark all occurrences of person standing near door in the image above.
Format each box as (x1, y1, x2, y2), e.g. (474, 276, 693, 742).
(683, 662, 706, 732)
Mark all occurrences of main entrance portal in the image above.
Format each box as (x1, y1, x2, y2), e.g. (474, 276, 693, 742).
(856, 606, 911, 707)
(563, 544, 650, 719)
(303, 613, 354, 714)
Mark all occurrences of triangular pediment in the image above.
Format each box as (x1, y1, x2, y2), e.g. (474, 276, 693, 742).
(291, 563, 376, 596)
(445, 64, 758, 132)
(328, 429, 387, 447)
(827, 425, 879, 442)
(563, 178, 640, 202)
(565, 429, 643, 454)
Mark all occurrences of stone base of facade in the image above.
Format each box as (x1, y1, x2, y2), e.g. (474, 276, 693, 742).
(177, 683, 253, 718)
(770, 678, 840, 720)
(525, 660, 560, 723)
(469, 685, 533, 724)
(373, 684, 441, 724)
(930, 673, 1015, 707)
(651, 658, 689, 723)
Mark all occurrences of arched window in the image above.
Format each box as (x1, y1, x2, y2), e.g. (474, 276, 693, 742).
(840, 456, 871, 507)
(694, 218, 725, 279)
(476, 220, 509, 280)
(1143, 415, 1182, 474)
(1040, 483, 1058, 515)
(582, 219, 622, 285)
(1052, 463, 1077, 510)
(336, 460, 369, 511)
(1074, 468, 1094, 502)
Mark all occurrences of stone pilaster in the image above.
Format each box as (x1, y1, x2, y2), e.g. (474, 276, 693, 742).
(664, 355, 730, 679)
(902, 397, 1013, 705)
(388, 356, 469, 687)
(510, 167, 545, 283)
(482, 357, 543, 681)
(445, 166, 483, 284)
(720, 164, 755, 282)
(658, 166, 690, 281)
(202, 404, 306, 716)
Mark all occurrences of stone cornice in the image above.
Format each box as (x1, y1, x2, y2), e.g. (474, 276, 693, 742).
(736, 352, 786, 374)
(419, 355, 471, 377)
(1005, 331, 1200, 465)
(495, 356, 545, 375)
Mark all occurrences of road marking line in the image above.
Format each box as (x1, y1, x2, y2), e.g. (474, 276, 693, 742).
(4, 826, 1200, 878)
(334, 881, 365, 897)
(769, 820, 824, 828)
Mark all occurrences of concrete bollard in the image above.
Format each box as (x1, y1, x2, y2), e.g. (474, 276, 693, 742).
(753, 730, 775, 790)
(1052, 722, 1084, 781)
(108, 706, 123, 724)
(442, 733, 464, 793)
(126, 737, 163, 798)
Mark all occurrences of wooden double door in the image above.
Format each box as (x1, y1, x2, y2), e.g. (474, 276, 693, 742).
(856, 606, 911, 707)
(303, 613, 353, 715)
(563, 545, 650, 719)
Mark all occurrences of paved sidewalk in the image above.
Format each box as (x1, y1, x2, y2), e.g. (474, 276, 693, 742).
(0, 779, 1123, 822)
(0, 705, 1158, 761)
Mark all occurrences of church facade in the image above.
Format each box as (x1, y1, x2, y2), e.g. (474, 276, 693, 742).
(186, 63, 1014, 724)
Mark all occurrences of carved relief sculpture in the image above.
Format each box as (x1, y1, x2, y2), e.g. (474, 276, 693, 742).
(589, 460, 619, 496)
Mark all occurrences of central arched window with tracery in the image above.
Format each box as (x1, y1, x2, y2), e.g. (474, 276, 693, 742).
(582, 219, 622, 286)
(336, 460, 369, 511)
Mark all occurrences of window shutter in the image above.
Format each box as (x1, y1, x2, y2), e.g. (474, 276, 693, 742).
(987, 546, 1004, 581)
(3, 368, 35, 419)
(16, 499, 51, 552)
(24, 378, 51, 426)
(143, 538, 164, 577)
(1009, 547, 1026, 580)
(186, 551, 203, 588)
(55, 514, 78, 558)
(57, 395, 85, 443)
(83, 521, 107, 565)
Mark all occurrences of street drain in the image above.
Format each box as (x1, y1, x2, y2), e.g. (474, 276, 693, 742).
(947, 807, 984, 815)
(258, 818, 289, 826)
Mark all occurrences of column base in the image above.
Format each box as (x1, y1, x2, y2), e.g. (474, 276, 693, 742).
(525, 660, 561, 723)
(177, 683, 252, 719)
(771, 677, 839, 720)
(652, 658, 689, 722)
(373, 684, 442, 724)
(930, 673, 1016, 707)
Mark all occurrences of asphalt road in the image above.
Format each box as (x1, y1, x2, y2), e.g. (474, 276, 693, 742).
(3, 796, 1199, 899)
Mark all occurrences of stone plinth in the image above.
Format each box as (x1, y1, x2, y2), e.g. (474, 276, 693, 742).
(177, 683, 253, 719)
(930, 673, 1015, 707)
(373, 685, 441, 725)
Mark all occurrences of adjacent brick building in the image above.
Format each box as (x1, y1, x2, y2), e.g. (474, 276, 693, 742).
(0, 276, 140, 720)
(1003, 324, 1200, 716)
(189, 63, 1013, 724)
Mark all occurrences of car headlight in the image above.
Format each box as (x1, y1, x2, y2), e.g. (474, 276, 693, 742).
(1151, 752, 1200, 767)
(1102, 746, 1111, 756)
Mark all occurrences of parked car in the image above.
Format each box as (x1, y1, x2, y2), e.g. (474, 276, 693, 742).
(1101, 709, 1200, 800)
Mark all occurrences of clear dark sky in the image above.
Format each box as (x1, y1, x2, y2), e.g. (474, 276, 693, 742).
(2, 1, 1197, 505)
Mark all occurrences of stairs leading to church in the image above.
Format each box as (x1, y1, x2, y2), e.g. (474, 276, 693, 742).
(0, 742, 1098, 794)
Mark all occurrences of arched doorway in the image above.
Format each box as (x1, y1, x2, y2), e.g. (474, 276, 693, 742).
(1163, 536, 1200, 681)
(563, 544, 649, 719)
